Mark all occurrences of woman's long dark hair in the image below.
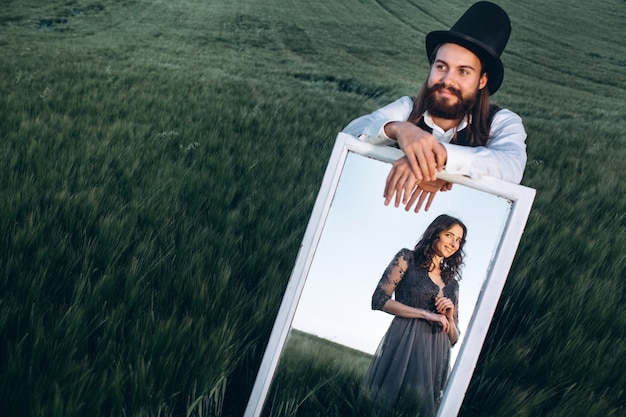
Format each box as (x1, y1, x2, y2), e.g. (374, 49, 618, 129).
(406, 51, 494, 147)
(413, 214, 467, 284)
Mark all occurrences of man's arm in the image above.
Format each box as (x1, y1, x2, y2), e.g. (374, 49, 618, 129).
(384, 121, 447, 182)
(341, 96, 413, 145)
(384, 109, 527, 211)
(442, 109, 527, 183)
(388, 109, 527, 185)
(343, 97, 454, 212)
(342, 101, 527, 210)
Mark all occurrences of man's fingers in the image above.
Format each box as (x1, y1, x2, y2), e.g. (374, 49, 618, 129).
(394, 181, 404, 207)
(423, 150, 438, 182)
(403, 149, 423, 181)
(404, 189, 428, 213)
(384, 167, 400, 204)
(401, 180, 417, 205)
(413, 191, 429, 213)
(407, 146, 439, 182)
(413, 147, 431, 182)
(405, 187, 420, 212)
(385, 158, 417, 207)
(384, 171, 409, 208)
(441, 182, 453, 192)
(434, 144, 448, 171)
(424, 191, 437, 211)
(385, 157, 444, 210)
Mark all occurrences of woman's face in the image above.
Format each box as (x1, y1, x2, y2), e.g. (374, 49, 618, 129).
(433, 224, 464, 258)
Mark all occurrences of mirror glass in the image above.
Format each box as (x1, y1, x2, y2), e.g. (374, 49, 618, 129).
(246, 134, 535, 417)
(290, 151, 511, 363)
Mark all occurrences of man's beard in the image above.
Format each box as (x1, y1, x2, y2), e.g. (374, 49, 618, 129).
(424, 83, 478, 120)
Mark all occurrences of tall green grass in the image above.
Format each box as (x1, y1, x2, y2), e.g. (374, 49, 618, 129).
(261, 330, 372, 417)
(0, 0, 624, 416)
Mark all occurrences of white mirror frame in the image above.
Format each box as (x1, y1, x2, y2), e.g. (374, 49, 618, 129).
(245, 133, 536, 417)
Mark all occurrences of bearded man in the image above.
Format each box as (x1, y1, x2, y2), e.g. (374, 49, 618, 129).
(342, 1, 527, 211)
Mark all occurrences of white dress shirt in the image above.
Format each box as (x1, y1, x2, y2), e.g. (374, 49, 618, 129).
(342, 96, 527, 183)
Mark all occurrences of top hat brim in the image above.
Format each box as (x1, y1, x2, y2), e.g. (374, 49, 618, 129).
(426, 31, 504, 95)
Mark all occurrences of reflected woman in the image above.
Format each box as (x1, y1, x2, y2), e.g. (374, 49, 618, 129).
(361, 214, 466, 417)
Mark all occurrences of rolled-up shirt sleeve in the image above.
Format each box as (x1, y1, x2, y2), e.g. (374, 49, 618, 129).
(442, 109, 527, 183)
(342, 96, 413, 145)
(342, 97, 527, 184)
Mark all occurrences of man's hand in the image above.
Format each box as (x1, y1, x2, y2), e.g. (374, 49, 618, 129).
(385, 121, 448, 181)
(406, 178, 449, 212)
(384, 156, 451, 212)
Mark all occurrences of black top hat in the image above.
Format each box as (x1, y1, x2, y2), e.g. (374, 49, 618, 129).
(425, 1, 511, 94)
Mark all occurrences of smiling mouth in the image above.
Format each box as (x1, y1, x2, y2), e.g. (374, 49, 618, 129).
(437, 89, 459, 99)
(436, 86, 462, 99)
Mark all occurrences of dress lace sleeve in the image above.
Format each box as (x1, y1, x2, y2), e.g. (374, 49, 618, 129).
(371, 248, 412, 310)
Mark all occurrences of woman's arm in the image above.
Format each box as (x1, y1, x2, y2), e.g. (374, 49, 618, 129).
(383, 299, 450, 333)
(436, 296, 459, 345)
(371, 249, 450, 333)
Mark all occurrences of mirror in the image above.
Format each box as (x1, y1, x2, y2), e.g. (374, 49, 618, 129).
(245, 133, 536, 417)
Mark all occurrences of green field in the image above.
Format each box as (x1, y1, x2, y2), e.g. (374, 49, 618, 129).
(262, 330, 373, 417)
(0, 0, 624, 416)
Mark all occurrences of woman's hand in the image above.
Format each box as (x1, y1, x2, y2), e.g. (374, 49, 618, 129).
(436, 297, 460, 345)
(435, 296, 455, 321)
(426, 311, 450, 333)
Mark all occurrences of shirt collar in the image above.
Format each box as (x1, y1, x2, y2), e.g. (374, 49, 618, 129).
(423, 111, 470, 138)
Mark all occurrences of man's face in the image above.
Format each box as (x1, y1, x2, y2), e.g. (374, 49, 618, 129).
(425, 43, 488, 120)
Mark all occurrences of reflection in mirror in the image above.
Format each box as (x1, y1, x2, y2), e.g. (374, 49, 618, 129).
(291, 152, 511, 363)
(245, 134, 535, 417)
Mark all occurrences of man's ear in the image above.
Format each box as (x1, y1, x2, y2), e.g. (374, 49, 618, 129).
(479, 72, 488, 90)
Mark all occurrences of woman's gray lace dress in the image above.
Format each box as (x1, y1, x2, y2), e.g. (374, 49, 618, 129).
(362, 248, 459, 417)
